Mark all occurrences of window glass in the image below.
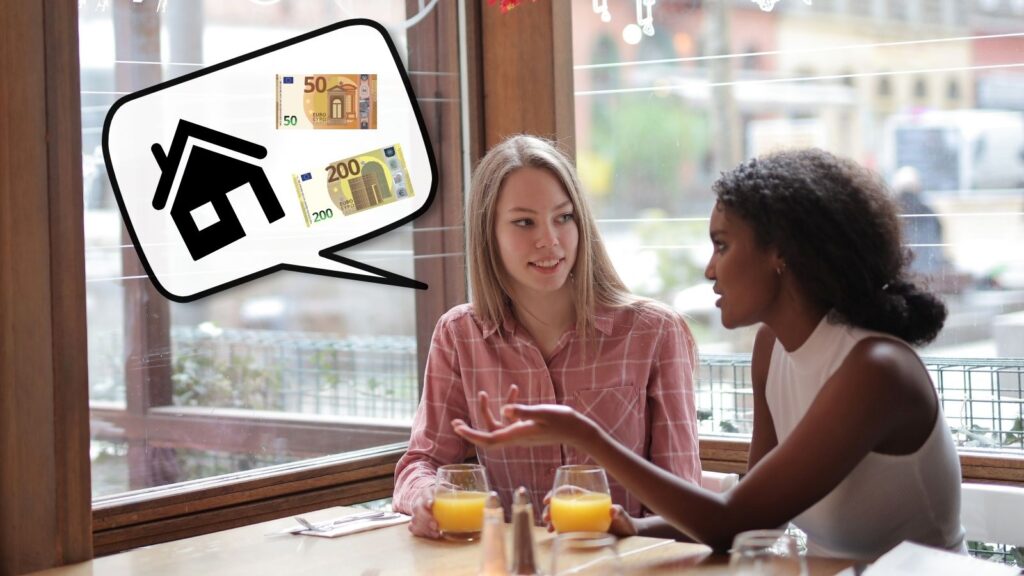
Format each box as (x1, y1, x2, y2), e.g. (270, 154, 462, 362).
(571, 0, 1024, 450)
(81, 0, 459, 498)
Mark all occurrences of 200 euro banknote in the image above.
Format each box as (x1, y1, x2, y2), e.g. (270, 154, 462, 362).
(276, 74, 377, 129)
(292, 144, 413, 226)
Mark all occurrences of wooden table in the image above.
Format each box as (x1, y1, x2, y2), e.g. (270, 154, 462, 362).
(30, 507, 854, 575)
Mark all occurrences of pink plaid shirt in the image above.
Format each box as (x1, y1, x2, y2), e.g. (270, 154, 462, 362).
(393, 301, 701, 518)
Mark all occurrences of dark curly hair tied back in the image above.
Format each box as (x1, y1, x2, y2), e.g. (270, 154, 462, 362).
(712, 148, 947, 346)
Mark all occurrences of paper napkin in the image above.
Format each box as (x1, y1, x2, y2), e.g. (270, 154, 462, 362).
(293, 513, 411, 538)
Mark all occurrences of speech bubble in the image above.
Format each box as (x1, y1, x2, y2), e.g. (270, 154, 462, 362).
(103, 19, 437, 302)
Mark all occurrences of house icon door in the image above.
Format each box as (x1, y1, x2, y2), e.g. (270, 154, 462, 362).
(151, 120, 285, 261)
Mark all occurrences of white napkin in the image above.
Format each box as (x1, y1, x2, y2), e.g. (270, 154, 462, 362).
(860, 541, 1019, 576)
(292, 513, 411, 538)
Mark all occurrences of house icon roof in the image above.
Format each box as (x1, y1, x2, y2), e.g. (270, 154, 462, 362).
(152, 119, 268, 210)
(150, 119, 284, 261)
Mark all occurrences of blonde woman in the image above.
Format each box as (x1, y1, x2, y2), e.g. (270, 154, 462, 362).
(393, 135, 701, 539)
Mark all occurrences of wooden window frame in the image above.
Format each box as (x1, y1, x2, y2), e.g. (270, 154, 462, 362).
(92, 444, 405, 556)
(89, 0, 473, 557)
(4, 1, 1023, 572)
(699, 438, 1024, 485)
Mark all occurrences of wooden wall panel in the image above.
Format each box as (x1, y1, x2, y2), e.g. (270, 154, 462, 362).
(45, 0, 93, 565)
(480, 0, 576, 153)
(0, 3, 58, 573)
(0, 1, 92, 574)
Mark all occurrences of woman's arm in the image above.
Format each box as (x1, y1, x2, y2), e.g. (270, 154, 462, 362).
(454, 338, 918, 551)
(748, 325, 779, 470)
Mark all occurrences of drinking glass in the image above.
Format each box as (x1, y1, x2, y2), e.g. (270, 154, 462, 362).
(432, 463, 489, 541)
(550, 464, 613, 534)
(729, 530, 807, 576)
(550, 532, 622, 576)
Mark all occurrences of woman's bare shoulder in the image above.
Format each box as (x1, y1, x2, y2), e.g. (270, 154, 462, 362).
(843, 337, 926, 383)
(832, 336, 936, 413)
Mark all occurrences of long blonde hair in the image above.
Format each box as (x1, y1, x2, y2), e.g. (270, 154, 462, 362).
(467, 135, 637, 340)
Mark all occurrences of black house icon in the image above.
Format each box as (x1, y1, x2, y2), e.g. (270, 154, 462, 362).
(151, 120, 285, 261)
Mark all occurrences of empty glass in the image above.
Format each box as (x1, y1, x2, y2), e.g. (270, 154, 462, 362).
(729, 530, 807, 576)
(550, 531, 622, 576)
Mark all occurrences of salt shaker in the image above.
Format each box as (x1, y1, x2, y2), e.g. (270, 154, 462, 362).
(509, 487, 540, 575)
(479, 491, 509, 576)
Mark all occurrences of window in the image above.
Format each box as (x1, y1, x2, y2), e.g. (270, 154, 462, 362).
(570, 0, 1024, 464)
(78, 0, 466, 548)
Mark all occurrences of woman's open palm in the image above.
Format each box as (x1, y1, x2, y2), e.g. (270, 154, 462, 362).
(452, 402, 592, 449)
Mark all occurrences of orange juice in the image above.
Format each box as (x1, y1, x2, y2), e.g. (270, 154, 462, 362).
(433, 490, 489, 540)
(550, 492, 613, 533)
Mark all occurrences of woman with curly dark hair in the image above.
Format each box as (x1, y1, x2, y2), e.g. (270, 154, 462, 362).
(452, 149, 966, 561)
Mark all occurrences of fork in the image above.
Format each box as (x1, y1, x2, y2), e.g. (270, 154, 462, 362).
(293, 511, 390, 532)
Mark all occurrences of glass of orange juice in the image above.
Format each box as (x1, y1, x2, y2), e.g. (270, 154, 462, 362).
(549, 465, 613, 534)
(433, 463, 490, 541)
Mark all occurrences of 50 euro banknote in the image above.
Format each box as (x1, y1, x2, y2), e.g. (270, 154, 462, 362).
(276, 74, 377, 130)
(292, 144, 414, 227)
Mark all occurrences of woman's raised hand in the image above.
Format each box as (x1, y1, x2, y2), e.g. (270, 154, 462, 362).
(452, 402, 594, 449)
(475, 385, 520, 432)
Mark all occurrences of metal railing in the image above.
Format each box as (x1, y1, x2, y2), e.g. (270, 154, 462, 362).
(168, 327, 420, 420)
(697, 354, 1024, 454)
(90, 328, 1024, 454)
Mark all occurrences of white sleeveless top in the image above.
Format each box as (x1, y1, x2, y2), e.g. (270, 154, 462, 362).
(765, 316, 965, 561)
